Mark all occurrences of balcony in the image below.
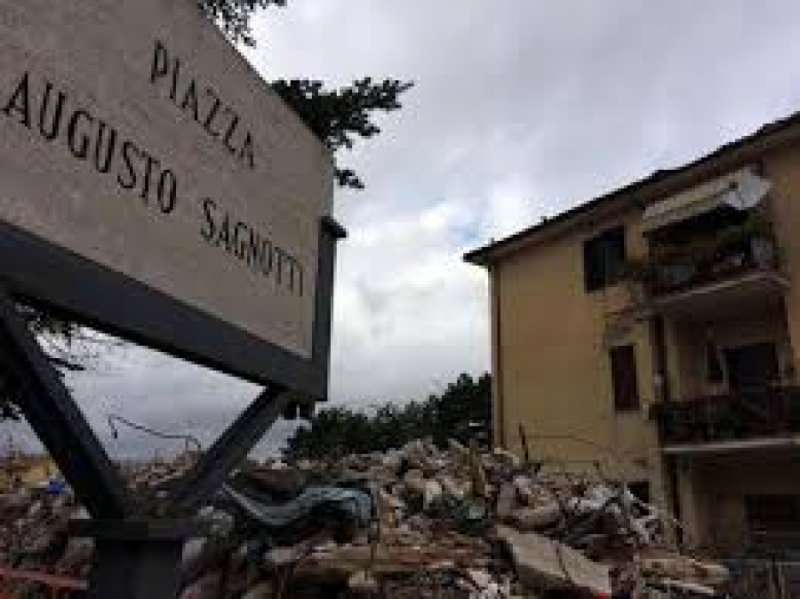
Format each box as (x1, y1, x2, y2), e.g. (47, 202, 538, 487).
(624, 215, 788, 317)
(648, 235, 779, 296)
(652, 387, 800, 453)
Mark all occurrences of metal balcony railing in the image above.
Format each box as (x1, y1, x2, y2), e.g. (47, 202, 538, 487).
(651, 386, 800, 446)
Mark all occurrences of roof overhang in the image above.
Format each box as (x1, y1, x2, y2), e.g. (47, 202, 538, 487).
(464, 113, 800, 267)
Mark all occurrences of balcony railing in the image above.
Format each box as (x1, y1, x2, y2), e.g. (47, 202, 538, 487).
(624, 211, 782, 298)
(652, 387, 800, 447)
(647, 235, 778, 296)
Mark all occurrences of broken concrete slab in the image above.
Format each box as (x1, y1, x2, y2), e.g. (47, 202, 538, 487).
(640, 554, 730, 588)
(296, 542, 488, 584)
(508, 503, 561, 531)
(495, 483, 517, 520)
(496, 525, 611, 596)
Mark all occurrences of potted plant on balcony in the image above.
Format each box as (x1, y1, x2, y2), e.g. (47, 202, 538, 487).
(717, 212, 776, 270)
(621, 212, 778, 295)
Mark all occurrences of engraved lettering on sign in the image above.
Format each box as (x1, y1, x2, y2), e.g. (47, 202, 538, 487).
(0, 0, 330, 366)
(0, 57, 307, 299)
(200, 198, 304, 297)
(150, 40, 256, 170)
(2, 71, 179, 214)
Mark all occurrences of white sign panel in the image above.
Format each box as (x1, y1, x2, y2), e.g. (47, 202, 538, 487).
(0, 0, 333, 360)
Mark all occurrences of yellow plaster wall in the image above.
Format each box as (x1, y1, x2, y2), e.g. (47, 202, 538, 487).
(492, 210, 657, 481)
(763, 145, 800, 381)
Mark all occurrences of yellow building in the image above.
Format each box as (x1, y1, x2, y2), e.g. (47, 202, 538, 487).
(466, 113, 800, 554)
(0, 453, 60, 492)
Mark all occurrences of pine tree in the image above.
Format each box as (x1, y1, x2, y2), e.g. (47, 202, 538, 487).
(199, 0, 413, 189)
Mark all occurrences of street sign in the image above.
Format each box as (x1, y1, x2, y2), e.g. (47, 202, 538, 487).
(0, 0, 341, 398)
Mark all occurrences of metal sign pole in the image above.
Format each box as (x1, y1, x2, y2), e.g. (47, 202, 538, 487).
(0, 288, 128, 518)
(169, 384, 289, 510)
(0, 289, 296, 598)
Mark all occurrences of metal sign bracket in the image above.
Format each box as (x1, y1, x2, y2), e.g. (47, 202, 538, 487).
(0, 287, 293, 598)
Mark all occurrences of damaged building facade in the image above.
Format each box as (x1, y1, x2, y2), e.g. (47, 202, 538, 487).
(466, 113, 800, 554)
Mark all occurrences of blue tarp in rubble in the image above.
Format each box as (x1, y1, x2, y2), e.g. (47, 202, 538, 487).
(222, 484, 373, 530)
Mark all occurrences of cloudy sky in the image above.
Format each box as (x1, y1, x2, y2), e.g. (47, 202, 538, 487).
(7, 1, 800, 458)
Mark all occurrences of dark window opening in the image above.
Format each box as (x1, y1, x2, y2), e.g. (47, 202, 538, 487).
(610, 344, 640, 412)
(583, 226, 626, 292)
(724, 342, 779, 392)
(746, 495, 800, 534)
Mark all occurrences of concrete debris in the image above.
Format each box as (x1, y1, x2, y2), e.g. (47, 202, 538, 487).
(0, 439, 731, 598)
(648, 578, 717, 596)
(495, 483, 516, 520)
(439, 474, 470, 501)
(241, 581, 274, 599)
(639, 555, 730, 588)
(423, 479, 444, 509)
(507, 503, 562, 532)
(347, 569, 379, 594)
(496, 524, 611, 596)
(179, 572, 222, 599)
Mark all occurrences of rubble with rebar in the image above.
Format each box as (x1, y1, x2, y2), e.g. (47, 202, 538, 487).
(0, 440, 733, 598)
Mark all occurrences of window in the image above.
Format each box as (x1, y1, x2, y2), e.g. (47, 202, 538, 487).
(610, 344, 640, 411)
(583, 226, 626, 292)
(724, 342, 779, 391)
(745, 495, 800, 534)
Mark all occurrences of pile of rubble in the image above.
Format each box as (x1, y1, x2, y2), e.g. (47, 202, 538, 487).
(0, 439, 732, 598)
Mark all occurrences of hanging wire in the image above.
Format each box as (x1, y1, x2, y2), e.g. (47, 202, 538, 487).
(106, 412, 202, 453)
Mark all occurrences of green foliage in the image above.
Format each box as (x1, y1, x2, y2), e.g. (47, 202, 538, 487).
(0, 305, 85, 421)
(283, 373, 492, 461)
(197, 0, 286, 46)
(197, 0, 413, 189)
(19, 304, 77, 341)
(621, 212, 777, 288)
(272, 78, 413, 189)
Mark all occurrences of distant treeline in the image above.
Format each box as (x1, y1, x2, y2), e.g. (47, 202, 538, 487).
(283, 372, 491, 461)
